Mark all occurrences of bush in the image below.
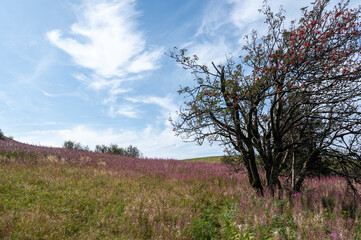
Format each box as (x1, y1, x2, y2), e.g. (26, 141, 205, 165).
(125, 145, 141, 157)
(63, 140, 89, 151)
(94, 144, 107, 153)
(0, 129, 3, 139)
(63, 140, 141, 157)
(94, 144, 141, 157)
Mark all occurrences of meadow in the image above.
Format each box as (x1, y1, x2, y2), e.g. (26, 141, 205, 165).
(0, 139, 360, 239)
(183, 156, 223, 163)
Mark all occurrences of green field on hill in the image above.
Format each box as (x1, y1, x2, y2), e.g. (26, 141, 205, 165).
(182, 156, 222, 163)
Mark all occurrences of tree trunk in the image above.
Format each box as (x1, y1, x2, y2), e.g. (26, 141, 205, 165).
(294, 149, 320, 192)
(291, 152, 295, 190)
(244, 150, 264, 195)
(265, 150, 283, 196)
(267, 168, 282, 196)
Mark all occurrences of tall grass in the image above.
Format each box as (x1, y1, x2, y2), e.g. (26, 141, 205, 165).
(0, 139, 360, 239)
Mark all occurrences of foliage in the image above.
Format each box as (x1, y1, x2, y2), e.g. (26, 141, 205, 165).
(170, 0, 361, 195)
(0, 140, 360, 239)
(62, 141, 141, 157)
(95, 144, 141, 157)
(0, 129, 4, 139)
(63, 140, 89, 151)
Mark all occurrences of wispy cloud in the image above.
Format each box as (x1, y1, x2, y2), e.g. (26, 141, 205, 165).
(125, 94, 177, 113)
(186, 0, 311, 65)
(47, 0, 163, 78)
(15, 54, 54, 85)
(183, 37, 232, 66)
(47, 0, 164, 117)
(40, 89, 86, 98)
(226, 0, 264, 32)
(125, 94, 179, 125)
(183, 1, 241, 66)
(195, 0, 230, 37)
(108, 104, 140, 118)
(0, 91, 16, 108)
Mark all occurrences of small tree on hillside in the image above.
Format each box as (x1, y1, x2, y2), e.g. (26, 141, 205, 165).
(170, 0, 361, 195)
(95, 144, 108, 153)
(63, 140, 89, 151)
(126, 145, 142, 157)
(94, 144, 142, 157)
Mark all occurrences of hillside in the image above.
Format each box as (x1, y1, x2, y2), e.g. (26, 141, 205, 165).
(183, 156, 222, 163)
(0, 135, 17, 142)
(0, 139, 360, 239)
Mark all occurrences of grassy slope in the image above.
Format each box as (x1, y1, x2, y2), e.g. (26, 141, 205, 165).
(0, 163, 244, 239)
(183, 156, 222, 163)
(1, 139, 361, 239)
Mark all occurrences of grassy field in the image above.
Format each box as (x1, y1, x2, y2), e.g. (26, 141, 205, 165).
(0, 139, 361, 239)
(183, 156, 222, 163)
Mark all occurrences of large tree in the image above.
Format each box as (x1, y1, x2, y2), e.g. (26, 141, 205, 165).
(170, 0, 361, 195)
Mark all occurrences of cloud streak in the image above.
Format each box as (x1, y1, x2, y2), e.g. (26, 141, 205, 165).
(47, 0, 163, 78)
(186, 0, 312, 66)
(47, 0, 164, 118)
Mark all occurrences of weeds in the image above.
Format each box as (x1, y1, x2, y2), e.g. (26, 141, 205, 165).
(0, 141, 360, 239)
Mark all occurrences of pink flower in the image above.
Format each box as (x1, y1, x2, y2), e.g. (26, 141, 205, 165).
(292, 193, 301, 197)
(331, 232, 340, 239)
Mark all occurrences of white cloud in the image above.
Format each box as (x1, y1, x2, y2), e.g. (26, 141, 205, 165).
(226, 0, 312, 33)
(125, 94, 177, 113)
(73, 73, 133, 95)
(184, 37, 232, 67)
(47, 0, 164, 118)
(186, 0, 313, 66)
(109, 104, 139, 118)
(15, 125, 224, 159)
(127, 50, 164, 73)
(47, 0, 163, 78)
(195, 0, 230, 37)
(124, 94, 179, 127)
(226, 0, 265, 34)
(40, 89, 87, 99)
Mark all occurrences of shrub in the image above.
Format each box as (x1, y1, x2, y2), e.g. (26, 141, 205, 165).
(94, 144, 141, 157)
(63, 140, 89, 151)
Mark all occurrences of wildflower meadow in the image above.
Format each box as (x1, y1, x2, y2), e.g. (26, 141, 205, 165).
(0, 138, 360, 239)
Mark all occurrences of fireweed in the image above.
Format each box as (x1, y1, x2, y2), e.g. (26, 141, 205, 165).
(0, 140, 360, 239)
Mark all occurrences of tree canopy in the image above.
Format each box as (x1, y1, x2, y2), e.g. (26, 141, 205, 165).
(63, 140, 142, 157)
(170, 0, 361, 195)
(95, 144, 141, 157)
(63, 140, 89, 151)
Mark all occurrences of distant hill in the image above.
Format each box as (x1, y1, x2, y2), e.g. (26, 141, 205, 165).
(0, 135, 16, 142)
(182, 156, 222, 163)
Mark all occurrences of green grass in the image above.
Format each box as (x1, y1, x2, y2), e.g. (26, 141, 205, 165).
(0, 162, 243, 239)
(183, 156, 223, 163)
(1, 148, 360, 239)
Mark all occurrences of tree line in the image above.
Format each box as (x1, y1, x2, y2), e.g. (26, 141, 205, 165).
(63, 140, 141, 158)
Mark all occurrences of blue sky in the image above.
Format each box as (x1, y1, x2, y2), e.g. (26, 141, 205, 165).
(1, 0, 356, 159)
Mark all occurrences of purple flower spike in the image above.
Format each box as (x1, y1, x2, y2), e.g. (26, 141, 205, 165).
(292, 193, 301, 197)
(331, 233, 340, 239)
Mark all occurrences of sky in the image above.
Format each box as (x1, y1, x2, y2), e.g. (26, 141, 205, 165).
(0, 0, 358, 159)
